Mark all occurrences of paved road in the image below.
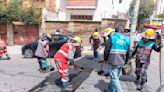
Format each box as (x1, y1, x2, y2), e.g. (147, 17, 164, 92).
(0, 50, 164, 92)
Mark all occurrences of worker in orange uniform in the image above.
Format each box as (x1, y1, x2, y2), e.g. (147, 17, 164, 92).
(0, 38, 10, 60)
(54, 36, 82, 91)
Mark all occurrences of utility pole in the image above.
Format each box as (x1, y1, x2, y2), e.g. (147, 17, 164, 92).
(130, 0, 140, 49)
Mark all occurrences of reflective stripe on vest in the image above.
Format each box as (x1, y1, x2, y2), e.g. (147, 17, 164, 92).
(58, 43, 73, 57)
(110, 49, 127, 54)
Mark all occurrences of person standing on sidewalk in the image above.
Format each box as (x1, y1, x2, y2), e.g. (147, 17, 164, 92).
(89, 31, 102, 61)
(54, 36, 82, 91)
(104, 25, 130, 92)
(35, 33, 51, 72)
(131, 29, 162, 90)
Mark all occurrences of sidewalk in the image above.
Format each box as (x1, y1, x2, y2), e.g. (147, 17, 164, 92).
(7, 45, 22, 55)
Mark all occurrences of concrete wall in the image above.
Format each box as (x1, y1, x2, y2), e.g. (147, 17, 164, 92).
(101, 18, 128, 29)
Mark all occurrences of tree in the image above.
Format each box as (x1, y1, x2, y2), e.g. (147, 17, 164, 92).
(130, 0, 155, 28)
(157, 13, 164, 18)
(0, 0, 7, 23)
(0, 0, 41, 24)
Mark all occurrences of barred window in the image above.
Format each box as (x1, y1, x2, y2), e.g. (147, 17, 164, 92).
(70, 15, 93, 20)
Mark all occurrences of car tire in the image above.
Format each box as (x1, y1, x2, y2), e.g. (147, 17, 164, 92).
(24, 49, 33, 58)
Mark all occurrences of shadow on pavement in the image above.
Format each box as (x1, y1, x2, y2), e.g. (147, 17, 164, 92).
(94, 80, 108, 92)
(119, 75, 136, 82)
(28, 55, 94, 92)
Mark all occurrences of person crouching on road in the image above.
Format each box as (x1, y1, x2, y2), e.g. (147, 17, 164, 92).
(104, 25, 130, 92)
(131, 29, 161, 90)
(0, 38, 10, 60)
(35, 33, 51, 72)
(54, 36, 82, 91)
(89, 31, 101, 61)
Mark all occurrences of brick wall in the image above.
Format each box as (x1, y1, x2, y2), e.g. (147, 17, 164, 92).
(45, 19, 128, 46)
(101, 18, 128, 29)
(45, 21, 101, 45)
(45, 21, 69, 34)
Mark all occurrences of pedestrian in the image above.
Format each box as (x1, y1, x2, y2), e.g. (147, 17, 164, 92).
(54, 36, 82, 91)
(102, 27, 114, 46)
(98, 27, 113, 76)
(131, 29, 161, 90)
(104, 25, 130, 92)
(0, 38, 10, 60)
(35, 33, 52, 72)
(89, 31, 101, 61)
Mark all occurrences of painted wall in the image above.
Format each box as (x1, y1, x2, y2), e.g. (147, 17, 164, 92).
(93, 0, 133, 21)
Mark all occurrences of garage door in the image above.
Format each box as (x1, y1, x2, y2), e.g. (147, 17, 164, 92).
(13, 25, 39, 45)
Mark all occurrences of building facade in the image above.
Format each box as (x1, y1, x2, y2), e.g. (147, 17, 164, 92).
(153, 0, 164, 16)
(44, 0, 132, 21)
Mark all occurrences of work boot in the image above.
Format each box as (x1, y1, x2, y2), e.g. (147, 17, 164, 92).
(97, 70, 104, 75)
(104, 73, 109, 77)
(136, 84, 144, 90)
(136, 85, 142, 90)
(104, 73, 110, 79)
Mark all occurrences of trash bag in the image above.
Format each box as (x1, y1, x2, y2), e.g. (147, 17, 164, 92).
(122, 61, 132, 75)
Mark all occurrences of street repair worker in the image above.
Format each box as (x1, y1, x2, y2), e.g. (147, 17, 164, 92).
(102, 27, 114, 45)
(89, 31, 101, 61)
(0, 38, 10, 60)
(35, 33, 52, 72)
(54, 36, 82, 91)
(98, 27, 113, 76)
(104, 25, 130, 92)
(131, 29, 162, 90)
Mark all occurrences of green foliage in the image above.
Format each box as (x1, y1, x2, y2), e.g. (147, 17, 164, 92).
(0, 0, 41, 24)
(157, 13, 164, 18)
(130, 0, 155, 28)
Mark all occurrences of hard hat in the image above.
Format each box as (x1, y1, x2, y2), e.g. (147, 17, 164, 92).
(93, 32, 99, 39)
(144, 29, 155, 39)
(72, 36, 82, 44)
(46, 33, 52, 39)
(103, 28, 111, 36)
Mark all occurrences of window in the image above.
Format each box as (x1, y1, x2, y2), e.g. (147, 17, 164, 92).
(70, 15, 93, 20)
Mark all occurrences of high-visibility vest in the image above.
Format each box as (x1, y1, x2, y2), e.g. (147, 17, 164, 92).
(108, 33, 130, 65)
(136, 39, 155, 63)
(54, 43, 76, 61)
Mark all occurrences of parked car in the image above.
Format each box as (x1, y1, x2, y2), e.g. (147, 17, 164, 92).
(21, 34, 82, 58)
